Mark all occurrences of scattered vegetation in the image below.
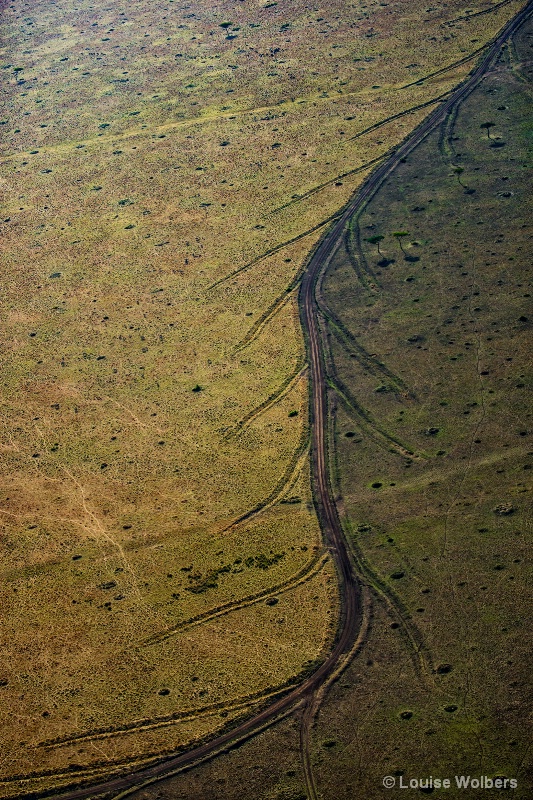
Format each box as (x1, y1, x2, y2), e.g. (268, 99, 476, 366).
(0, 0, 526, 793)
(317, 19, 531, 797)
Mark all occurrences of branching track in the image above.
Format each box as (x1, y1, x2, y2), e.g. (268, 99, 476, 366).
(19, 4, 532, 799)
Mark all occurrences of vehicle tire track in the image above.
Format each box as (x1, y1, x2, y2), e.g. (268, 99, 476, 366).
(37, 683, 300, 752)
(506, 34, 533, 81)
(233, 285, 297, 353)
(445, 0, 516, 25)
(218, 432, 310, 535)
(300, 696, 320, 800)
(345, 217, 379, 288)
(342, 227, 371, 289)
(438, 102, 461, 161)
(349, 91, 451, 139)
(206, 213, 340, 291)
(299, 584, 372, 800)
(400, 49, 488, 90)
(25, 6, 531, 798)
(141, 552, 329, 648)
(326, 373, 418, 460)
(272, 156, 384, 214)
(108, 707, 299, 800)
(318, 301, 415, 399)
(344, 523, 433, 686)
(225, 363, 307, 439)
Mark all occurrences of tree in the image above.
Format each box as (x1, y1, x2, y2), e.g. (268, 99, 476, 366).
(393, 231, 409, 255)
(452, 166, 465, 187)
(480, 121, 495, 139)
(365, 234, 384, 254)
(452, 165, 475, 194)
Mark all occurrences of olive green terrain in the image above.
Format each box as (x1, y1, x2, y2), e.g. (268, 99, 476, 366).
(0, 0, 529, 796)
(316, 16, 532, 799)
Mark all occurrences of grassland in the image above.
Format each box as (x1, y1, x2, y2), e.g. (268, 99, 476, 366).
(0, 0, 528, 795)
(314, 16, 532, 798)
(119, 10, 532, 800)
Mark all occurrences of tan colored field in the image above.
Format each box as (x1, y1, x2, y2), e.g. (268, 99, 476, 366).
(0, 0, 525, 794)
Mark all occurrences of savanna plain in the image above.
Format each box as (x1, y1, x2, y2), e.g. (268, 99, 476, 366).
(0, 0, 530, 798)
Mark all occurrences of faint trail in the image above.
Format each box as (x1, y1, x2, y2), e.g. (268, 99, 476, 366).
(0, 92, 340, 161)
(0, 507, 94, 538)
(272, 156, 384, 214)
(101, 396, 154, 431)
(0, 416, 21, 451)
(218, 434, 310, 535)
(142, 553, 329, 647)
(62, 468, 142, 601)
(441, 258, 488, 558)
(206, 213, 340, 291)
(226, 363, 307, 438)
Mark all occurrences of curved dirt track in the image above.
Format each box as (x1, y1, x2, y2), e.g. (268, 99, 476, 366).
(20, 3, 532, 798)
